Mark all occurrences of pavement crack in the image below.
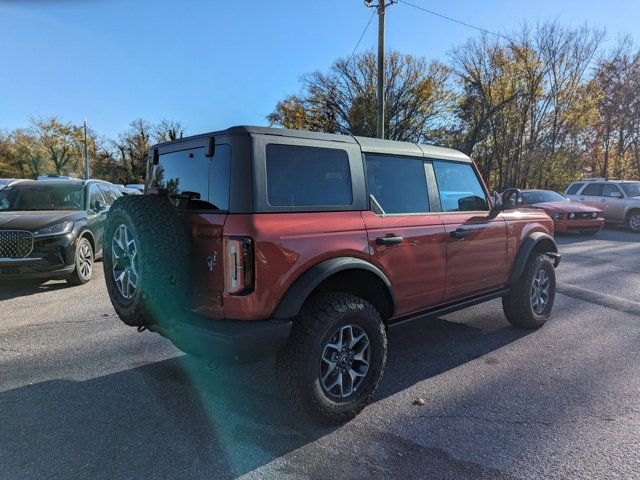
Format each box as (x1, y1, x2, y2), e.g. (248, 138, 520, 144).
(423, 412, 640, 427)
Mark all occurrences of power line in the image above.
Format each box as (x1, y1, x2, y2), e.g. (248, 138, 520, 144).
(347, 9, 376, 65)
(398, 0, 512, 41)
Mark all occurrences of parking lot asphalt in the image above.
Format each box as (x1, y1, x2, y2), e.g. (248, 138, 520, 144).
(1, 227, 639, 480)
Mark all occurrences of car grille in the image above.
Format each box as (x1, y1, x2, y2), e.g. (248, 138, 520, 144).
(570, 212, 595, 220)
(0, 230, 34, 258)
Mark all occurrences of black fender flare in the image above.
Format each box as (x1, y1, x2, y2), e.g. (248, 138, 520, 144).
(507, 232, 559, 285)
(272, 257, 396, 319)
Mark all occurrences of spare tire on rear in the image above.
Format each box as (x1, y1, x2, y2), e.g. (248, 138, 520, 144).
(104, 195, 191, 328)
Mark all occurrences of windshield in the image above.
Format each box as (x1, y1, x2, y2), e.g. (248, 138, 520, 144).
(0, 184, 85, 211)
(621, 182, 640, 197)
(522, 191, 567, 204)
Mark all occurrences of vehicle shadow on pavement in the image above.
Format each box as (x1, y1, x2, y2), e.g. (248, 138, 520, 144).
(0, 279, 72, 301)
(0, 308, 530, 479)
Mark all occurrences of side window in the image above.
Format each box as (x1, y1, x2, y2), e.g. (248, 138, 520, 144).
(365, 155, 429, 214)
(88, 184, 105, 211)
(110, 185, 123, 199)
(97, 183, 118, 206)
(266, 144, 352, 207)
(565, 183, 583, 195)
(603, 184, 622, 197)
(582, 183, 604, 196)
(433, 161, 489, 212)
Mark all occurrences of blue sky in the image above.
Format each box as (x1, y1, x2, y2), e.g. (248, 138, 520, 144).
(1, 0, 639, 139)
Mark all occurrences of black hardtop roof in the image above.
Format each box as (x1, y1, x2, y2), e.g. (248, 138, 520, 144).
(153, 125, 471, 163)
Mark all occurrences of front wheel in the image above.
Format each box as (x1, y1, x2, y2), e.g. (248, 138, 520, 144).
(502, 253, 556, 329)
(66, 236, 94, 285)
(276, 292, 387, 425)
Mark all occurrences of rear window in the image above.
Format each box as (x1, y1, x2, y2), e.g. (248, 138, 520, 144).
(266, 144, 352, 207)
(565, 183, 583, 195)
(153, 145, 230, 210)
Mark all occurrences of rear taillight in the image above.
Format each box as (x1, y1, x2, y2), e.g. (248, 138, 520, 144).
(224, 236, 254, 295)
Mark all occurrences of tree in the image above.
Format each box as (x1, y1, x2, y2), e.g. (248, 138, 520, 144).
(449, 22, 604, 191)
(115, 119, 152, 183)
(29, 116, 84, 176)
(268, 50, 454, 142)
(153, 119, 186, 144)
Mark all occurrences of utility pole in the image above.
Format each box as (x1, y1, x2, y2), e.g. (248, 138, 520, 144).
(83, 117, 89, 180)
(365, 0, 395, 139)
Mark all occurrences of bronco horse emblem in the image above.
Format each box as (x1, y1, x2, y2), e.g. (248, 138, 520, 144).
(206, 250, 218, 272)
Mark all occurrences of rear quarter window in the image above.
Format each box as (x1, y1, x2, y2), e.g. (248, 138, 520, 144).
(266, 144, 352, 207)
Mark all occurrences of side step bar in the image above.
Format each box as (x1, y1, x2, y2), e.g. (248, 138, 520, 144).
(388, 288, 511, 329)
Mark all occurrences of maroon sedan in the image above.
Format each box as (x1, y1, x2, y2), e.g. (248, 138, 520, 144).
(518, 190, 604, 235)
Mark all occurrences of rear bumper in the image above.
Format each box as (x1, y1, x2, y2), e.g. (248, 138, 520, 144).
(149, 314, 292, 363)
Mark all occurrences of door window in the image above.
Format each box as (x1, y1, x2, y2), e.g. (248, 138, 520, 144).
(88, 184, 106, 212)
(433, 161, 489, 212)
(565, 183, 583, 195)
(365, 155, 429, 214)
(603, 184, 622, 197)
(581, 183, 604, 196)
(97, 183, 118, 205)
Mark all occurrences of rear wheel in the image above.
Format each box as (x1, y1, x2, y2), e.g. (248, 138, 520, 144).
(276, 292, 387, 424)
(103, 195, 191, 328)
(502, 253, 556, 329)
(627, 211, 640, 233)
(66, 237, 94, 285)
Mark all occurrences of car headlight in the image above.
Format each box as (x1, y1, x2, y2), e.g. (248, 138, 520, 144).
(33, 221, 74, 237)
(568, 213, 576, 219)
(552, 213, 561, 220)
(592, 212, 598, 219)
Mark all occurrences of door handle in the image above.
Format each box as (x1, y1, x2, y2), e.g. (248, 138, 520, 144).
(376, 236, 403, 245)
(450, 228, 472, 239)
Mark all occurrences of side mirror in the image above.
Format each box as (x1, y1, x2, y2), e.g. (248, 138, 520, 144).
(490, 191, 503, 215)
(92, 200, 105, 212)
(501, 188, 522, 210)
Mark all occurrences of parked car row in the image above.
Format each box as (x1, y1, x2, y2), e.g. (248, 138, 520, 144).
(1, 168, 637, 290)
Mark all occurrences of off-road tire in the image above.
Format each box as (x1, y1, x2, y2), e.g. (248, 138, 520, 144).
(66, 236, 94, 285)
(276, 292, 387, 425)
(502, 253, 556, 329)
(103, 195, 191, 328)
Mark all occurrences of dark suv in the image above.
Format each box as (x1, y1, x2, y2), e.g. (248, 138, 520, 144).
(104, 126, 560, 423)
(0, 179, 122, 284)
